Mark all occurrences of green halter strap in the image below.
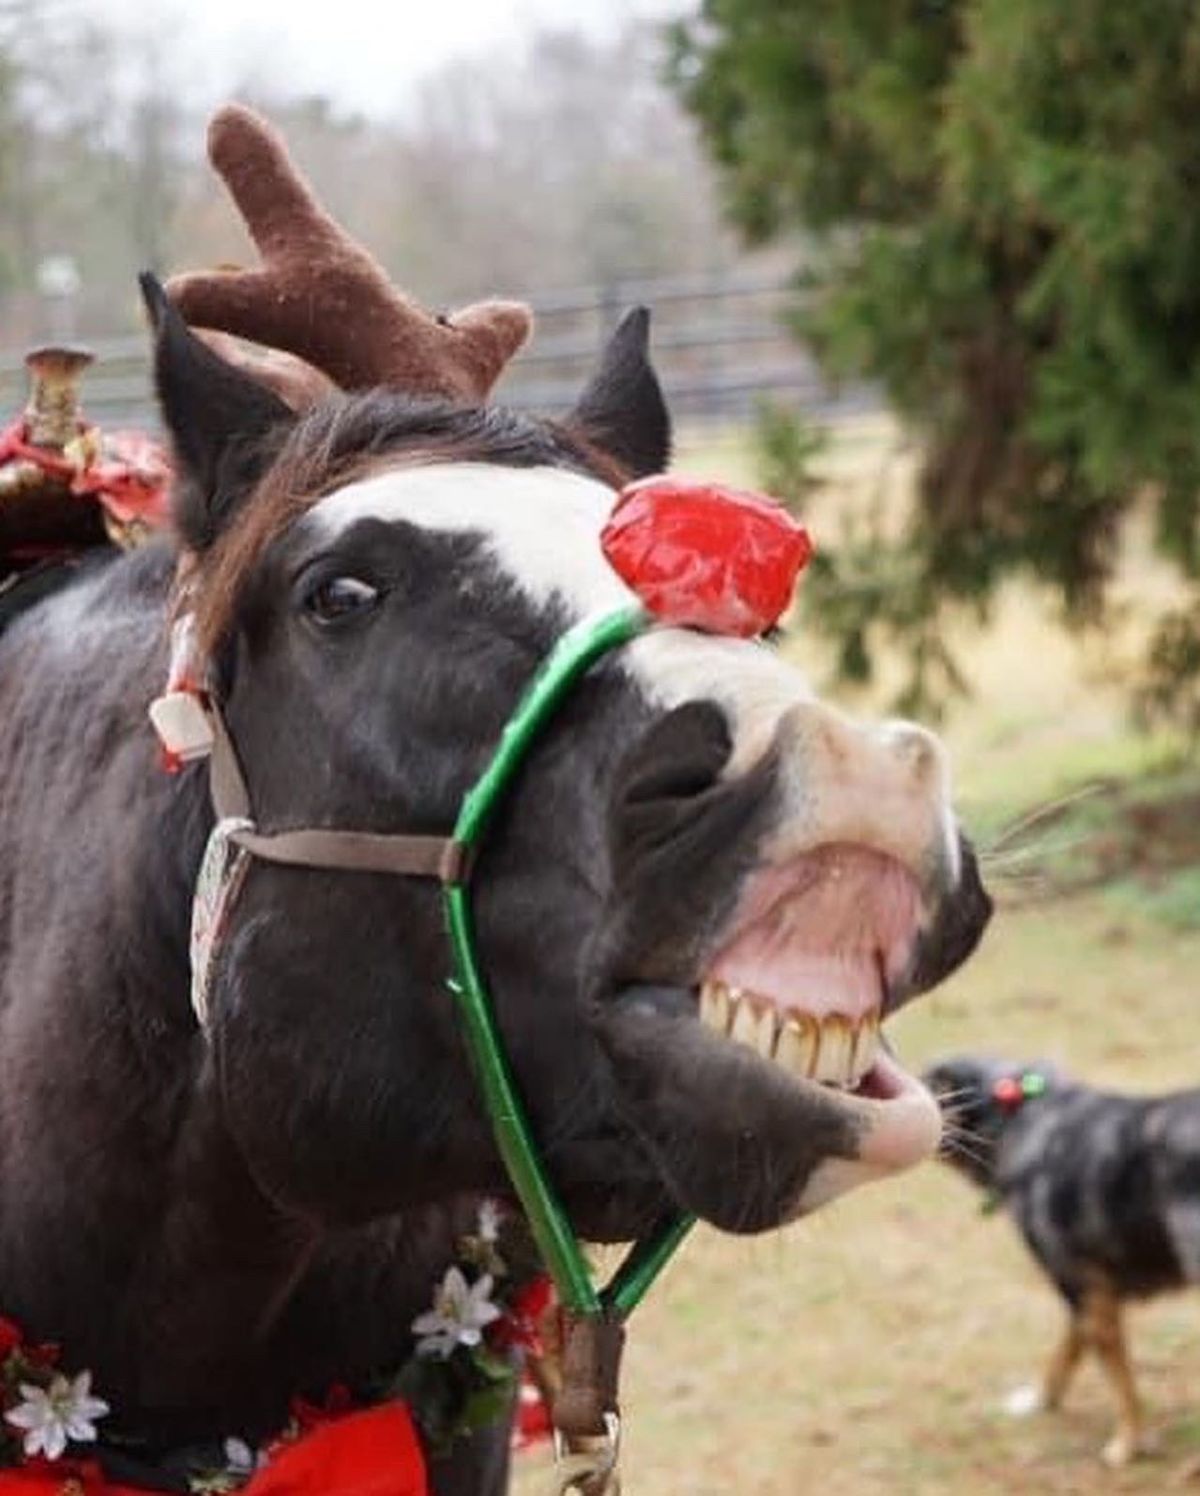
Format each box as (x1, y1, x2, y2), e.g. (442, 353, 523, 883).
(442, 602, 694, 1320)
(202, 600, 695, 1449)
(440, 600, 695, 1478)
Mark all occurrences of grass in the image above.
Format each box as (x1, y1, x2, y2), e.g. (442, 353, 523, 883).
(512, 416, 1200, 1493)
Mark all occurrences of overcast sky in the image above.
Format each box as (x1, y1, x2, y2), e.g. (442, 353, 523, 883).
(81, 0, 682, 118)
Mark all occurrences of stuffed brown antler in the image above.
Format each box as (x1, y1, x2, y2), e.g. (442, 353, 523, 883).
(167, 104, 532, 405)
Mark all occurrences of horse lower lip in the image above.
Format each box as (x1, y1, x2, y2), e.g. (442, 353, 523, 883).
(848, 1053, 943, 1168)
(688, 994, 943, 1168)
(608, 983, 942, 1168)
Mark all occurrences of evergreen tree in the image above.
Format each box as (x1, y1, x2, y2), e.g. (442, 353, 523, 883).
(672, 0, 1200, 719)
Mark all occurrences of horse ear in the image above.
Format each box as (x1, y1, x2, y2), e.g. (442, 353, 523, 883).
(139, 272, 295, 551)
(567, 307, 671, 479)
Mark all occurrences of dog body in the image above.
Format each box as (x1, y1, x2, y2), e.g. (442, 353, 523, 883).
(926, 1056, 1200, 1466)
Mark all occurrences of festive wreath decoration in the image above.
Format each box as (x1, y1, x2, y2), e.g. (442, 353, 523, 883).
(0, 1204, 551, 1496)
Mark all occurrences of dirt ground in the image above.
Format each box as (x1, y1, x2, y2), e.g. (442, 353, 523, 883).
(514, 418, 1200, 1494)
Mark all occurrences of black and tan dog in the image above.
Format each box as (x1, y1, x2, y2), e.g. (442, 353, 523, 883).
(925, 1054, 1200, 1467)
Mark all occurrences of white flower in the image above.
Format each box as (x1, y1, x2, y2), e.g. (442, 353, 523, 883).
(6, 1370, 110, 1461)
(477, 1199, 502, 1244)
(412, 1266, 501, 1359)
(223, 1436, 267, 1475)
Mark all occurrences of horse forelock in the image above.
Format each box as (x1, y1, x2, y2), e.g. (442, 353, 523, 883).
(186, 392, 626, 657)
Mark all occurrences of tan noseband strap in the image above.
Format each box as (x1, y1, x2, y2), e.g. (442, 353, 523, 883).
(207, 703, 471, 885)
(227, 824, 470, 883)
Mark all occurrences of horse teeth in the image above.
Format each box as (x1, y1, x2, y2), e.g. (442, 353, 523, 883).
(813, 1015, 854, 1087)
(697, 983, 881, 1092)
(699, 981, 730, 1035)
(729, 992, 759, 1051)
(727, 995, 775, 1060)
(748, 998, 778, 1059)
(775, 1014, 820, 1080)
(851, 1015, 880, 1083)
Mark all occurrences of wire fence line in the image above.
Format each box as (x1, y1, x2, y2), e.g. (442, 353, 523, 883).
(0, 271, 874, 432)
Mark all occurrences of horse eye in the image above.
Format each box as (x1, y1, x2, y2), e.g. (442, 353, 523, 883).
(303, 576, 381, 625)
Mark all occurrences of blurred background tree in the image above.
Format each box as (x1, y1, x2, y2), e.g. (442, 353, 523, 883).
(671, 0, 1200, 723)
(0, 14, 741, 342)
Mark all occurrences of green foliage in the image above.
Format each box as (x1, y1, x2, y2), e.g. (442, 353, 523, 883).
(753, 399, 826, 511)
(671, 0, 1200, 719)
(393, 1345, 515, 1456)
(1136, 608, 1200, 741)
(753, 400, 969, 716)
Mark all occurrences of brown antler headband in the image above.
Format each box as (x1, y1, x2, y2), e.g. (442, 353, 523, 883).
(167, 104, 532, 405)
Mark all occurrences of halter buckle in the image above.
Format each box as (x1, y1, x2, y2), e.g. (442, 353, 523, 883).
(550, 1412, 621, 1495)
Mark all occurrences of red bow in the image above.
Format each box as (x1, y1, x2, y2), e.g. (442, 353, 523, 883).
(601, 475, 812, 638)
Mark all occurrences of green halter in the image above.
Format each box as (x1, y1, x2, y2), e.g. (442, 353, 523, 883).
(442, 601, 694, 1317)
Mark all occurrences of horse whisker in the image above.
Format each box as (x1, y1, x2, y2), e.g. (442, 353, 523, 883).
(983, 782, 1106, 856)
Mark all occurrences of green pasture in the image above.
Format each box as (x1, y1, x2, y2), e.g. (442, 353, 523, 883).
(516, 417, 1200, 1494)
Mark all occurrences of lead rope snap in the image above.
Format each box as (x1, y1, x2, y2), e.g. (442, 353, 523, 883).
(544, 1310, 624, 1495)
(547, 1413, 621, 1496)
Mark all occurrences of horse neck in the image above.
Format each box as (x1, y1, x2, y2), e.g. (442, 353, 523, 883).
(0, 558, 300, 1416)
(0, 560, 497, 1440)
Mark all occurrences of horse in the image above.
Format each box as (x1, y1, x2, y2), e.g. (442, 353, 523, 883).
(0, 283, 991, 1493)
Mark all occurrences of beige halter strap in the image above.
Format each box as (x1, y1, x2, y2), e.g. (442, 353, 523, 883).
(207, 703, 472, 884)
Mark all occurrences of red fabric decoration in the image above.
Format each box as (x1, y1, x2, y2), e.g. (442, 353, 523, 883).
(0, 1323, 22, 1363)
(601, 476, 812, 638)
(84, 433, 172, 532)
(0, 419, 171, 535)
(287, 1383, 354, 1438)
(244, 1404, 427, 1496)
(0, 1457, 145, 1494)
(992, 1077, 1025, 1111)
(0, 1404, 428, 1496)
(511, 1377, 552, 1453)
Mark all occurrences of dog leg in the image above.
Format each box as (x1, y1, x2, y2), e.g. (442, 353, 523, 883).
(1041, 1313, 1085, 1410)
(1003, 1312, 1084, 1418)
(1081, 1286, 1146, 1468)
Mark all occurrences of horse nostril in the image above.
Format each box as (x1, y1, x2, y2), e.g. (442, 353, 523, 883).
(623, 757, 722, 805)
(617, 702, 733, 808)
(886, 723, 943, 785)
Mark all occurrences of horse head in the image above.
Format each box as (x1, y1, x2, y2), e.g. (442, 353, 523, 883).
(0, 103, 997, 1489)
(144, 279, 991, 1245)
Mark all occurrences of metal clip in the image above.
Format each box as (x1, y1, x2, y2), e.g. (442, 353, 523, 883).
(190, 816, 254, 1031)
(547, 1413, 621, 1495)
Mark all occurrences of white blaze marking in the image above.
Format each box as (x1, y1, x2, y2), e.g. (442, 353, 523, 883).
(307, 461, 815, 718)
(310, 463, 634, 620)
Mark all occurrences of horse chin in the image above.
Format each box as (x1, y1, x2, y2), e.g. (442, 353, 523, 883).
(593, 982, 942, 1233)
